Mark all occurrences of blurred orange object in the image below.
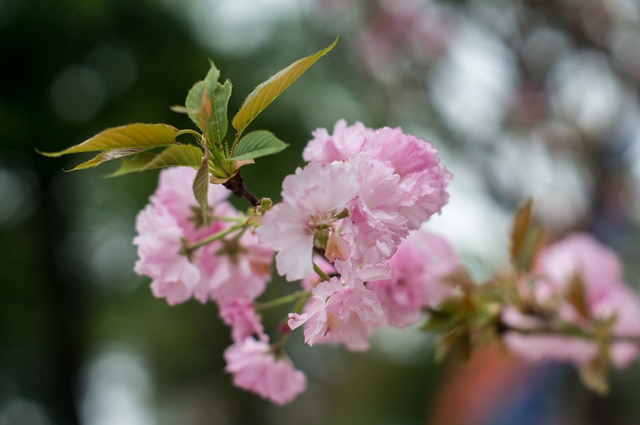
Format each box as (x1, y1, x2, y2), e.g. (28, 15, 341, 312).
(428, 343, 545, 425)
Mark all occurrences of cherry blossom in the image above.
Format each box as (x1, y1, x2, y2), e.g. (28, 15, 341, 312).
(304, 120, 451, 230)
(256, 161, 358, 281)
(534, 233, 640, 336)
(368, 230, 460, 328)
(193, 230, 273, 302)
(133, 203, 201, 305)
(218, 297, 267, 342)
(503, 233, 640, 369)
(288, 277, 384, 351)
(224, 338, 307, 405)
(134, 167, 273, 305)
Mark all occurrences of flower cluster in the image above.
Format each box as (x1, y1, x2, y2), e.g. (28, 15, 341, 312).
(134, 167, 272, 305)
(258, 120, 453, 351)
(132, 120, 640, 403)
(133, 167, 307, 404)
(502, 233, 640, 375)
(133, 121, 455, 403)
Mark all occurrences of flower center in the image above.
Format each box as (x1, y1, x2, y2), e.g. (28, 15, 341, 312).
(308, 211, 334, 236)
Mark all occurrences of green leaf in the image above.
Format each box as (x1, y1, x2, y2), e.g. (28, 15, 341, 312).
(181, 80, 207, 131)
(104, 145, 203, 177)
(232, 36, 338, 135)
(192, 147, 210, 226)
(38, 124, 178, 157)
(104, 153, 158, 177)
(227, 130, 289, 161)
(180, 62, 232, 147)
(69, 148, 151, 171)
(147, 145, 203, 169)
(210, 79, 232, 146)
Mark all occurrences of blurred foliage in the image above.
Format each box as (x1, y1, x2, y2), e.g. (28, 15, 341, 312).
(3, 0, 640, 424)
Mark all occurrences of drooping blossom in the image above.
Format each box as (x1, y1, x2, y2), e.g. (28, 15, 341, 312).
(368, 230, 460, 328)
(224, 338, 307, 405)
(288, 277, 384, 351)
(261, 121, 450, 283)
(134, 167, 273, 305)
(218, 297, 267, 342)
(503, 233, 640, 368)
(256, 161, 358, 281)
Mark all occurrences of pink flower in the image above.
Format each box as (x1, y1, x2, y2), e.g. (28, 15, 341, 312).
(302, 120, 373, 164)
(368, 230, 460, 328)
(341, 154, 408, 265)
(503, 333, 598, 364)
(304, 120, 451, 231)
(224, 338, 307, 405)
(504, 329, 638, 369)
(194, 230, 273, 302)
(365, 127, 451, 230)
(218, 297, 267, 342)
(288, 277, 384, 351)
(535, 233, 623, 298)
(535, 233, 640, 336)
(150, 167, 236, 240)
(256, 161, 358, 281)
(504, 233, 640, 368)
(133, 204, 201, 305)
(134, 167, 273, 305)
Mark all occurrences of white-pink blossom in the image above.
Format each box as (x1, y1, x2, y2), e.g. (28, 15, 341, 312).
(256, 161, 359, 281)
(365, 127, 451, 230)
(224, 338, 307, 405)
(288, 277, 384, 351)
(368, 230, 460, 328)
(535, 233, 623, 299)
(503, 330, 639, 369)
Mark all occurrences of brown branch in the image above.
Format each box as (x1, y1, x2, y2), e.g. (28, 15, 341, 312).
(223, 171, 260, 207)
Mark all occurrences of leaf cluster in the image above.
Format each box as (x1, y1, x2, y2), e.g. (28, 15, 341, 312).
(423, 270, 502, 362)
(39, 37, 339, 216)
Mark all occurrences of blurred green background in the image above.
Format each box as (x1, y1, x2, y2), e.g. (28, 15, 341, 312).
(3, 0, 640, 424)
